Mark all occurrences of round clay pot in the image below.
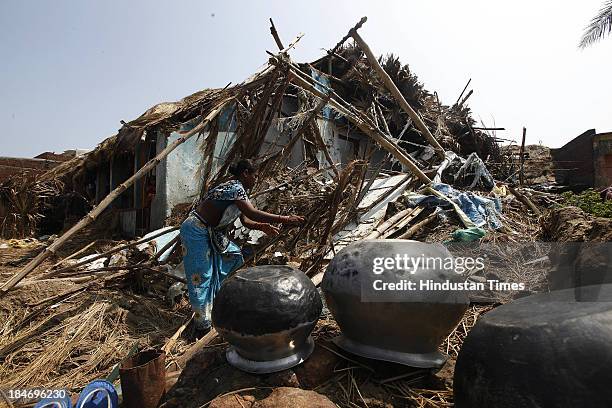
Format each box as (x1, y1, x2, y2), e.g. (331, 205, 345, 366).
(212, 265, 322, 374)
(322, 239, 469, 368)
(454, 284, 612, 408)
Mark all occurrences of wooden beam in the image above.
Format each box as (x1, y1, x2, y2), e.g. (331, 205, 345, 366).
(288, 70, 431, 184)
(0, 99, 233, 294)
(269, 18, 284, 50)
(349, 28, 445, 160)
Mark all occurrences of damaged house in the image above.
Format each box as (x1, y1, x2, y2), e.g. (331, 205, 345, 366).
(29, 45, 499, 241)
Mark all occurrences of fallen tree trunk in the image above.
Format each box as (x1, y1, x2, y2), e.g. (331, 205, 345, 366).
(0, 98, 233, 294)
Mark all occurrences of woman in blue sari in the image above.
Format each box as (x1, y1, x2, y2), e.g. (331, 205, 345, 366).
(180, 159, 304, 333)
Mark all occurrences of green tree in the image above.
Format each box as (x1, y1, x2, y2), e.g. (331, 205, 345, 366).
(579, 0, 612, 48)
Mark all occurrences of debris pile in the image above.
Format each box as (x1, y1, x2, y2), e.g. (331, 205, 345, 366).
(1, 16, 611, 408)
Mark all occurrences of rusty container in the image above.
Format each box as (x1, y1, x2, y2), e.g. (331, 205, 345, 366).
(119, 349, 166, 408)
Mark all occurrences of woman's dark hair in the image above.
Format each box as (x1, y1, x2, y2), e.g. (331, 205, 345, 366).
(228, 159, 256, 177)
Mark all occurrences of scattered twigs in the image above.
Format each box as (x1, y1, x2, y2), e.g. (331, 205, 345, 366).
(287, 70, 431, 184)
(397, 211, 439, 239)
(251, 163, 339, 198)
(519, 127, 527, 186)
(44, 226, 179, 277)
(349, 20, 445, 160)
(1, 98, 233, 294)
(507, 185, 541, 216)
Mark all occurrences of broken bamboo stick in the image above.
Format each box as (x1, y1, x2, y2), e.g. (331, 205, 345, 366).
(153, 234, 181, 263)
(455, 78, 472, 106)
(457, 89, 474, 108)
(381, 207, 424, 238)
(519, 127, 527, 186)
(1, 98, 233, 294)
(46, 226, 179, 276)
(310, 121, 340, 177)
(397, 211, 439, 240)
(49, 239, 98, 269)
(269, 18, 285, 50)
(288, 70, 432, 184)
(507, 185, 541, 216)
(366, 207, 415, 239)
(349, 23, 445, 160)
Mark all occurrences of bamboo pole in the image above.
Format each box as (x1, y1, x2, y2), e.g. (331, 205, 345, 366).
(349, 25, 445, 160)
(397, 211, 438, 239)
(455, 78, 472, 106)
(269, 18, 285, 50)
(519, 127, 527, 186)
(381, 207, 424, 238)
(366, 207, 415, 239)
(457, 89, 474, 108)
(507, 185, 541, 216)
(153, 234, 181, 263)
(1, 99, 232, 293)
(47, 226, 179, 276)
(310, 119, 340, 178)
(288, 70, 432, 184)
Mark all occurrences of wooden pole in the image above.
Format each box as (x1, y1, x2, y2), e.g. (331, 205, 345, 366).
(269, 18, 284, 50)
(397, 211, 438, 239)
(366, 207, 414, 239)
(457, 89, 474, 108)
(288, 70, 432, 184)
(48, 226, 179, 276)
(455, 78, 472, 106)
(0, 99, 232, 293)
(349, 27, 445, 160)
(519, 127, 527, 186)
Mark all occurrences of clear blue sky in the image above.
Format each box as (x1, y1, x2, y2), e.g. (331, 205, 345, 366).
(2, 0, 612, 157)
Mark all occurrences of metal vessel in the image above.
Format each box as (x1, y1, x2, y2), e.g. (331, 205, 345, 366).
(212, 265, 322, 374)
(454, 284, 612, 408)
(322, 239, 469, 368)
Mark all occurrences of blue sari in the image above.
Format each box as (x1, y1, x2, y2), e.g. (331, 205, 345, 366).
(180, 180, 246, 330)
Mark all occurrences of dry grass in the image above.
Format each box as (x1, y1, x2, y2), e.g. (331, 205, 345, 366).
(0, 263, 191, 392)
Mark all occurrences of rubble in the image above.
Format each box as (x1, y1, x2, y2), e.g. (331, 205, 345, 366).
(0, 16, 611, 408)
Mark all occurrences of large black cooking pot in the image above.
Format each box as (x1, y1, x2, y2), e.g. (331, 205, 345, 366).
(454, 284, 612, 408)
(322, 239, 469, 368)
(212, 265, 322, 374)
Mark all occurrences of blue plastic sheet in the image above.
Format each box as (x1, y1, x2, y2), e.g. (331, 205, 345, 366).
(407, 183, 503, 229)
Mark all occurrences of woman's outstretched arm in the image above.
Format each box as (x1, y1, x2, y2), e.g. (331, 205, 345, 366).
(235, 199, 303, 225)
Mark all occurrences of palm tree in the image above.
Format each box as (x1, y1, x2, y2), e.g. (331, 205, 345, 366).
(579, 0, 612, 48)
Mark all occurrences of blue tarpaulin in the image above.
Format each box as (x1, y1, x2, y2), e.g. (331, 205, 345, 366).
(407, 183, 503, 229)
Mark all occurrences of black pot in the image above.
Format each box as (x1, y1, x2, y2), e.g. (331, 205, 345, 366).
(322, 239, 469, 368)
(212, 265, 322, 373)
(454, 284, 612, 408)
